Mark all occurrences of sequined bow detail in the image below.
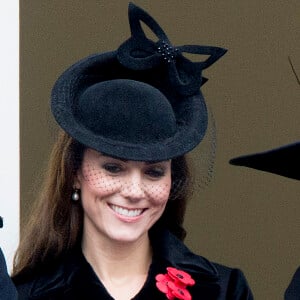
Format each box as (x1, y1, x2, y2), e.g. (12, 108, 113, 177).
(117, 3, 227, 96)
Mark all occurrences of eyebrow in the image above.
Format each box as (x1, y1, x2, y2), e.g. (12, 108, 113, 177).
(99, 153, 169, 165)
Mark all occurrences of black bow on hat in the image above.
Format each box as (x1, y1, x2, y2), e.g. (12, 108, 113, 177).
(51, 3, 226, 161)
(118, 3, 226, 96)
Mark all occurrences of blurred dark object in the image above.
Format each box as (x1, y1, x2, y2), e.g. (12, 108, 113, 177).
(229, 142, 300, 180)
(0, 216, 3, 228)
(0, 248, 18, 299)
(230, 142, 300, 300)
(285, 267, 300, 300)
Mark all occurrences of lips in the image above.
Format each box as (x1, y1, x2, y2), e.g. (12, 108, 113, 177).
(109, 204, 145, 218)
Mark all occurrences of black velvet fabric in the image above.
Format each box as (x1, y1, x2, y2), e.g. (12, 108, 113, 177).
(0, 248, 18, 300)
(117, 3, 227, 96)
(285, 267, 300, 300)
(14, 230, 253, 300)
(76, 80, 177, 144)
(51, 3, 226, 162)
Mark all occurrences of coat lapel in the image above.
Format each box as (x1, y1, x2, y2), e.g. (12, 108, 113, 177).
(30, 231, 222, 299)
(152, 230, 221, 299)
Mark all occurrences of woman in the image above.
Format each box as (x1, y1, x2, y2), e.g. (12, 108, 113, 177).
(12, 4, 253, 299)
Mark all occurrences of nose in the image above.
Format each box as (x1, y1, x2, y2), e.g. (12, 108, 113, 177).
(121, 172, 146, 201)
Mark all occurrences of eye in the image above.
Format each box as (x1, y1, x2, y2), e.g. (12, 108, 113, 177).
(145, 166, 166, 178)
(102, 163, 123, 174)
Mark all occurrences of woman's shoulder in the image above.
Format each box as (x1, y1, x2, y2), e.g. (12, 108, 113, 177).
(13, 250, 85, 299)
(211, 262, 253, 299)
(152, 230, 253, 299)
(13, 263, 68, 299)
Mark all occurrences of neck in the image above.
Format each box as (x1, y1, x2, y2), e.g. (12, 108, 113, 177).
(81, 231, 152, 283)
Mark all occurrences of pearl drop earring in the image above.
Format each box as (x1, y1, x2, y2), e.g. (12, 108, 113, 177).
(72, 189, 80, 201)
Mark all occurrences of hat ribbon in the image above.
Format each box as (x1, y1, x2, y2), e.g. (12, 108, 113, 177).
(117, 3, 227, 96)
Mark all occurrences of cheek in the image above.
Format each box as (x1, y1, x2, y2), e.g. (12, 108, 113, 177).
(144, 180, 172, 205)
(81, 162, 121, 195)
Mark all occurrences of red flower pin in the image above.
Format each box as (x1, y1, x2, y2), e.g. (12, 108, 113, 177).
(156, 267, 195, 300)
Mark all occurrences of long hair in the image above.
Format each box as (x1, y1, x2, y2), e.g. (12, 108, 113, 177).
(12, 131, 191, 281)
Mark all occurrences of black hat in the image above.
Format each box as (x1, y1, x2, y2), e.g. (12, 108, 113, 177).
(229, 142, 300, 180)
(51, 3, 226, 161)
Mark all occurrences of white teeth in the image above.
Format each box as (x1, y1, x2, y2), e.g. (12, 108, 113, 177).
(110, 205, 143, 217)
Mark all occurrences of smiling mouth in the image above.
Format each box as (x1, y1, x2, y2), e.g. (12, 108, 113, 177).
(109, 204, 145, 218)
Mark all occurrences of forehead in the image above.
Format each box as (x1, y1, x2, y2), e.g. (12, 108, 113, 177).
(83, 148, 171, 165)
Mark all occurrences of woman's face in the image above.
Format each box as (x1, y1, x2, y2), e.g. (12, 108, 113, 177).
(77, 149, 172, 244)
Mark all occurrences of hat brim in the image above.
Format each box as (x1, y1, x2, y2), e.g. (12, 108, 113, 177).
(51, 51, 208, 161)
(229, 142, 300, 180)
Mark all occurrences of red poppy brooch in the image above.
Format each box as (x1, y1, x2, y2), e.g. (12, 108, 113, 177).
(155, 267, 195, 300)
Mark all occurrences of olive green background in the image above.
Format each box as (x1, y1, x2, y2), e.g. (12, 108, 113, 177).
(20, 1, 300, 299)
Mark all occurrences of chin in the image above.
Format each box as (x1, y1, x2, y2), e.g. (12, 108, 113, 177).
(108, 229, 149, 244)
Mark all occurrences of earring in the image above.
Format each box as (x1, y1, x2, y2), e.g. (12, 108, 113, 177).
(71, 188, 80, 201)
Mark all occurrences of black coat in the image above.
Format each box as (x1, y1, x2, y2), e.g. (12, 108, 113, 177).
(14, 231, 253, 299)
(0, 248, 18, 300)
(285, 267, 300, 300)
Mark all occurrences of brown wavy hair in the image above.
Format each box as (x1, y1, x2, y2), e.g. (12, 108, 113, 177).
(12, 130, 191, 282)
